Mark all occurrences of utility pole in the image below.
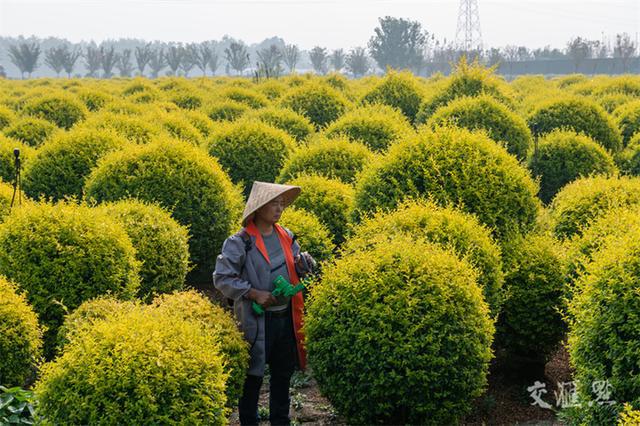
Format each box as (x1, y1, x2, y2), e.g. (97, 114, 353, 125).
(455, 0, 483, 52)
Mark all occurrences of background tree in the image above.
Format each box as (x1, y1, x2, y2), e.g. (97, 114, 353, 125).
(330, 48, 346, 72)
(44, 46, 66, 77)
(61, 45, 81, 78)
(99, 45, 118, 78)
(224, 41, 250, 75)
(614, 32, 637, 72)
(194, 42, 215, 76)
(181, 44, 197, 76)
(8, 42, 41, 78)
(256, 44, 283, 77)
(208, 51, 220, 76)
(309, 46, 328, 74)
(165, 44, 184, 76)
(84, 44, 101, 78)
(148, 47, 166, 78)
(346, 47, 370, 77)
(566, 36, 593, 72)
(485, 47, 503, 66)
(282, 44, 299, 73)
(368, 16, 427, 71)
(116, 49, 134, 77)
(135, 43, 152, 76)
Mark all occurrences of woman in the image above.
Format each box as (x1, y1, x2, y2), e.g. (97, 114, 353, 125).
(214, 181, 316, 426)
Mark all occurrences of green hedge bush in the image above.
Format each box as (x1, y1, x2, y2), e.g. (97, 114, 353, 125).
(0, 202, 140, 357)
(98, 200, 191, 302)
(0, 276, 43, 387)
(616, 133, 640, 176)
(206, 120, 296, 196)
(205, 100, 249, 122)
(527, 96, 623, 153)
(22, 128, 128, 201)
(529, 130, 617, 204)
(35, 306, 229, 424)
(548, 175, 640, 239)
(0, 181, 16, 222)
(425, 94, 533, 161)
(22, 94, 88, 130)
(3, 117, 58, 147)
(360, 71, 424, 124)
(496, 233, 566, 364)
(84, 138, 243, 282)
(343, 199, 504, 318)
(221, 87, 269, 109)
(245, 107, 315, 142)
(151, 290, 249, 408)
(354, 126, 541, 240)
(0, 135, 34, 185)
(0, 106, 15, 130)
(280, 82, 349, 130)
(613, 100, 640, 147)
(287, 174, 354, 245)
(79, 112, 160, 144)
(323, 104, 414, 152)
(278, 207, 335, 264)
(305, 236, 494, 424)
(277, 135, 373, 185)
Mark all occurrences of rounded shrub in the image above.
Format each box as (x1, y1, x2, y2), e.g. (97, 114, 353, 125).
(277, 135, 373, 184)
(0, 202, 140, 357)
(98, 200, 191, 302)
(84, 138, 243, 282)
(3, 116, 58, 147)
(280, 82, 349, 130)
(205, 99, 249, 122)
(79, 112, 160, 144)
(22, 128, 128, 202)
(77, 89, 112, 112)
(548, 175, 640, 239)
(151, 290, 249, 408)
(0, 276, 43, 387)
(361, 71, 424, 124)
(155, 112, 204, 145)
(305, 236, 494, 424)
(22, 94, 87, 130)
(221, 87, 269, 109)
(613, 100, 640, 146)
(278, 207, 335, 264)
(0, 180, 18, 222)
(343, 199, 504, 318)
(0, 135, 34, 184)
(496, 233, 566, 365)
(417, 58, 513, 123)
(245, 107, 315, 142)
(529, 130, 617, 204)
(566, 230, 640, 423)
(35, 307, 230, 424)
(527, 97, 623, 153)
(598, 93, 634, 114)
(182, 110, 216, 137)
(354, 126, 541, 240)
(287, 174, 354, 245)
(616, 133, 640, 176)
(168, 90, 203, 110)
(426, 94, 533, 161)
(206, 120, 296, 195)
(0, 105, 15, 130)
(323, 104, 414, 152)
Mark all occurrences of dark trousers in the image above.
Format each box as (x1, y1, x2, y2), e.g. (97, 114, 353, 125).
(239, 307, 297, 426)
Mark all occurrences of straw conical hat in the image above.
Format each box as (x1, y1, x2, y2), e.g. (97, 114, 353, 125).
(242, 181, 301, 226)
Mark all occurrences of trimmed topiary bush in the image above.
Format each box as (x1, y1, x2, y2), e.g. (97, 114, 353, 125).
(205, 99, 249, 122)
(3, 117, 58, 147)
(566, 230, 640, 423)
(280, 82, 349, 130)
(0, 180, 17, 222)
(613, 100, 640, 147)
(84, 138, 243, 282)
(343, 199, 504, 318)
(0, 276, 43, 387)
(529, 130, 617, 204)
(323, 104, 414, 152)
(548, 175, 640, 239)
(98, 200, 191, 302)
(361, 71, 424, 124)
(168, 90, 203, 110)
(221, 87, 269, 109)
(616, 133, 640, 176)
(305, 235, 494, 424)
(77, 89, 111, 112)
(245, 107, 315, 142)
(79, 112, 160, 144)
(22, 94, 87, 130)
(22, 128, 128, 202)
(278, 207, 335, 264)
(0, 135, 34, 185)
(354, 126, 541, 240)
(287, 174, 354, 245)
(206, 120, 296, 196)
(496, 233, 566, 365)
(0, 202, 140, 357)
(0, 105, 15, 130)
(277, 135, 373, 185)
(527, 96, 623, 153)
(151, 290, 249, 408)
(35, 306, 230, 424)
(155, 112, 204, 145)
(426, 94, 533, 161)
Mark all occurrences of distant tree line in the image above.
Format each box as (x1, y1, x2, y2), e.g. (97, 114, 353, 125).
(1, 17, 638, 79)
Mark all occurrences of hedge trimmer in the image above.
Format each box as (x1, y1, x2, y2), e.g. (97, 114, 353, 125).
(252, 274, 306, 315)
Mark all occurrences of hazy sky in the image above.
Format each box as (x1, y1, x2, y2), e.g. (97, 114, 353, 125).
(0, 0, 638, 50)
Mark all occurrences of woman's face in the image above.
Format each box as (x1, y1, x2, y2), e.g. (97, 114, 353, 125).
(256, 195, 285, 224)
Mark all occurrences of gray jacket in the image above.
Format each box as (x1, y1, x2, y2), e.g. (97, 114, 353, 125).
(213, 226, 304, 377)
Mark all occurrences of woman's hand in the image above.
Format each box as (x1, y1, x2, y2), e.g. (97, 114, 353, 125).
(247, 289, 277, 307)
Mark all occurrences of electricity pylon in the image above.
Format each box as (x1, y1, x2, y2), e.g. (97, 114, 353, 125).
(455, 0, 483, 51)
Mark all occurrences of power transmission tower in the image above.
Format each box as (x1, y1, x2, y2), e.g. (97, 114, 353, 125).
(455, 0, 483, 52)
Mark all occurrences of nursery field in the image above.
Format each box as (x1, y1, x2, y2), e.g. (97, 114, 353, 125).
(1, 60, 640, 425)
